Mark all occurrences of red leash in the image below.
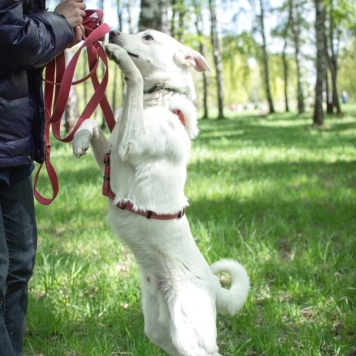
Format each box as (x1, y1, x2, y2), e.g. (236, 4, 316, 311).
(34, 10, 115, 205)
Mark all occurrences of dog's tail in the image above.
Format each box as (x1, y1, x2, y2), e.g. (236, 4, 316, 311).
(211, 259, 250, 315)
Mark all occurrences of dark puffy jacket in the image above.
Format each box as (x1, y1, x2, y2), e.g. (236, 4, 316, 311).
(0, 0, 74, 167)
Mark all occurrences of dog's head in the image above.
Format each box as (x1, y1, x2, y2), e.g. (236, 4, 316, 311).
(108, 30, 210, 99)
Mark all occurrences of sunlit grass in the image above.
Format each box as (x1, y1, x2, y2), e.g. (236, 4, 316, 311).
(25, 104, 356, 355)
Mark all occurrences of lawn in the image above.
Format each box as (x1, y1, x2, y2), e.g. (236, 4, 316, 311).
(25, 104, 356, 355)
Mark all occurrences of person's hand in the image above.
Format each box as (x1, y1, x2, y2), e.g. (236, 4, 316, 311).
(68, 24, 85, 47)
(55, 0, 86, 28)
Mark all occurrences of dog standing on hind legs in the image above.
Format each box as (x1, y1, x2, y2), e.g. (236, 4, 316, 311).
(72, 30, 250, 356)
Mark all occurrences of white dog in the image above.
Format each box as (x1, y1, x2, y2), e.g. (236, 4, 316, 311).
(72, 30, 249, 356)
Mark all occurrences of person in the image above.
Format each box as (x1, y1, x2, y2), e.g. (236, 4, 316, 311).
(341, 90, 348, 104)
(0, 1, 86, 355)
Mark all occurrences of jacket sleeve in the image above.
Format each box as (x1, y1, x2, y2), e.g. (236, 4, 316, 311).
(0, 0, 75, 71)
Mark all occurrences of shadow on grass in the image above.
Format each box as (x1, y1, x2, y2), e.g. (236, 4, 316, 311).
(197, 112, 356, 150)
(28, 109, 356, 355)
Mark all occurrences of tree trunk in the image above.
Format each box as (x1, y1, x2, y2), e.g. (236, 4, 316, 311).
(329, 48, 342, 117)
(290, 0, 305, 114)
(201, 71, 209, 119)
(323, 22, 333, 113)
(82, 49, 88, 105)
(193, 0, 209, 119)
(209, 0, 225, 119)
(171, 0, 185, 41)
(126, 0, 134, 34)
(63, 50, 78, 134)
(313, 0, 326, 126)
(64, 85, 79, 134)
(171, 0, 177, 37)
(139, 0, 170, 33)
(96, 0, 107, 130)
(326, 1, 343, 117)
(259, 0, 275, 114)
(325, 68, 333, 114)
(281, 0, 293, 113)
(110, 0, 124, 121)
(282, 39, 290, 112)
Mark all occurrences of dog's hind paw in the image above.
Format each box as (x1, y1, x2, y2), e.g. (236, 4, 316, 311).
(72, 129, 91, 158)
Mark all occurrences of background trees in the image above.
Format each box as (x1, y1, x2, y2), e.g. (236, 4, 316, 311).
(54, 0, 356, 125)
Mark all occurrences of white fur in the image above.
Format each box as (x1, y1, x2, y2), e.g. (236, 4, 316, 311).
(72, 30, 249, 356)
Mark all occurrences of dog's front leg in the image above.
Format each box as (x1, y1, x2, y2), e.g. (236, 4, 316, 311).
(72, 118, 109, 172)
(105, 44, 144, 160)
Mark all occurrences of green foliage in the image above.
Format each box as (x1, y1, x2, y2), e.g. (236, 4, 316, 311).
(325, 0, 356, 33)
(338, 38, 356, 100)
(26, 105, 356, 355)
(222, 35, 253, 104)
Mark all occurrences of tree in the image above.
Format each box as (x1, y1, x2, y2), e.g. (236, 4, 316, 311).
(324, 39, 333, 114)
(338, 38, 356, 100)
(64, 50, 79, 134)
(97, 0, 107, 130)
(271, 1, 292, 112)
(209, 0, 225, 119)
(313, 0, 326, 126)
(192, 0, 209, 119)
(111, 0, 124, 119)
(221, 33, 257, 107)
(139, 0, 170, 32)
(289, 0, 305, 114)
(323, 0, 353, 116)
(171, 0, 186, 41)
(257, 0, 275, 113)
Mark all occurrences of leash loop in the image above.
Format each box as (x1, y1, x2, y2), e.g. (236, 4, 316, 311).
(34, 9, 114, 205)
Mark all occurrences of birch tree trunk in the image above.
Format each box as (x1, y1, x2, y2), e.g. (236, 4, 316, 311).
(139, 0, 170, 33)
(325, 0, 344, 117)
(258, 0, 275, 114)
(64, 50, 78, 134)
(282, 39, 290, 112)
(96, 0, 108, 130)
(126, 0, 134, 34)
(324, 65, 333, 114)
(290, 0, 305, 114)
(209, 0, 225, 119)
(313, 0, 326, 126)
(171, 0, 185, 41)
(278, 0, 292, 113)
(327, 24, 342, 116)
(193, 0, 209, 119)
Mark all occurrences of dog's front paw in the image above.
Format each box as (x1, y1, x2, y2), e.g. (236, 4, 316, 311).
(105, 44, 142, 82)
(105, 43, 130, 64)
(72, 129, 91, 158)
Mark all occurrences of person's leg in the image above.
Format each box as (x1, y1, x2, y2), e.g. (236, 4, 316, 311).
(0, 176, 37, 356)
(0, 192, 16, 356)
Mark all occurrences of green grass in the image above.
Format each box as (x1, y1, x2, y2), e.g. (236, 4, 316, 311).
(25, 104, 356, 355)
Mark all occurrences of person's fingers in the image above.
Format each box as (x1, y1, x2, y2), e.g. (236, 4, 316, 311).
(54, 1, 87, 28)
(67, 25, 84, 48)
(74, 25, 82, 42)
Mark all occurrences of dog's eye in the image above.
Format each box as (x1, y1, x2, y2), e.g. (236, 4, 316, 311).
(143, 34, 154, 41)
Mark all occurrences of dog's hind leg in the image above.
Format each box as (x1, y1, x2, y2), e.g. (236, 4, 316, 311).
(168, 281, 221, 356)
(141, 275, 181, 356)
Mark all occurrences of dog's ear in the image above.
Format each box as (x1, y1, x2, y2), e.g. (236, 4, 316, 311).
(175, 46, 211, 72)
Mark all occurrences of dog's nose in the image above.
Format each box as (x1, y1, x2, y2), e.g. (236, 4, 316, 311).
(109, 31, 120, 42)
